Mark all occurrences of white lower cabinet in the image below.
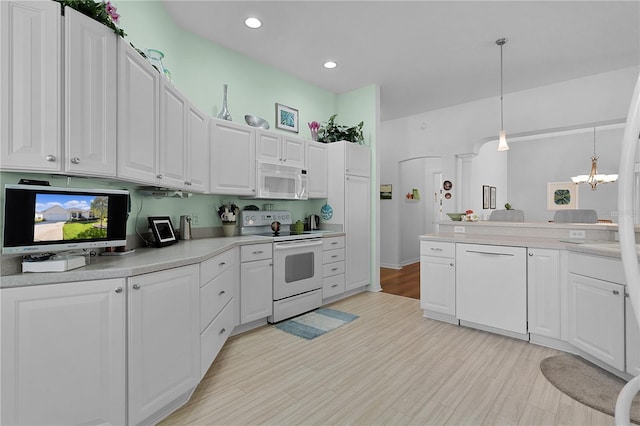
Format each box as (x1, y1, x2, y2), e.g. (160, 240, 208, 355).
(527, 248, 561, 339)
(322, 236, 346, 299)
(568, 272, 625, 371)
(240, 243, 273, 323)
(128, 265, 200, 426)
(420, 241, 456, 318)
(626, 298, 640, 375)
(1, 278, 126, 426)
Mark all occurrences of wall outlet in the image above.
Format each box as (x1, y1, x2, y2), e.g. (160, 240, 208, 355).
(569, 230, 586, 239)
(454, 226, 465, 233)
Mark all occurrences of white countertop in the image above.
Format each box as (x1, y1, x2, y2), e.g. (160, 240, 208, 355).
(1, 232, 345, 289)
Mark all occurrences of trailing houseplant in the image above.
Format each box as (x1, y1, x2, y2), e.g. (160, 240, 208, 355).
(317, 114, 364, 144)
(54, 0, 126, 38)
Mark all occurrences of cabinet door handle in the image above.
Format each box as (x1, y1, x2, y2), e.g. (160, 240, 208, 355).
(115, 287, 123, 293)
(219, 328, 226, 335)
(218, 290, 226, 296)
(71, 157, 81, 164)
(613, 290, 620, 295)
(45, 154, 56, 162)
(529, 252, 533, 256)
(156, 174, 163, 179)
(450, 263, 454, 267)
(133, 284, 141, 290)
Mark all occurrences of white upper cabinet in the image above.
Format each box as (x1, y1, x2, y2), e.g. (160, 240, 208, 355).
(306, 140, 328, 198)
(345, 143, 370, 177)
(159, 80, 188, 189)
(210, 118, 256, 195)
(256, 130, 305, 168)
(65, 7, 117, 177)
(186, 103, 209, 193)
(1, 0, 62, 172)
(117, 39, 160, 185)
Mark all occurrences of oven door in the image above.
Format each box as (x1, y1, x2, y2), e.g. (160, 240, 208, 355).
(273, 238, 322, 300)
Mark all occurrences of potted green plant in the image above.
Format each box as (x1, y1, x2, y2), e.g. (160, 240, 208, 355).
(54, 0, 126, 37)
(317, 114, 364, 144)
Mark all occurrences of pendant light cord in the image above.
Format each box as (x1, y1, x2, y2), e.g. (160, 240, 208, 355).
(500, 42, 504, 130)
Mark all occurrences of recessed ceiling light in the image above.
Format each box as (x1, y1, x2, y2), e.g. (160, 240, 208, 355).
(323, 61, 337, 69)
(244, 17, 262, 29)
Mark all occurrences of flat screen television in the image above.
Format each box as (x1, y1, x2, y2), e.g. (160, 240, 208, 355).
(3, 184, 130, 255)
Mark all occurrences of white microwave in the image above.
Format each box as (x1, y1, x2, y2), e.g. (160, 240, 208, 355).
(255, 162, 308, 200)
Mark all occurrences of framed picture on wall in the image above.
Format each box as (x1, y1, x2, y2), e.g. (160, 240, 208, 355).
(275, 103, 299, 133)
(483, 185, 490, 209)
(380, 184, 392, 199)
(547, 182, 579, 210)
(490, 186, 497, 209)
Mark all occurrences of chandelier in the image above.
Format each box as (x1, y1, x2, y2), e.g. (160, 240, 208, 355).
(571, 127, 618, 190)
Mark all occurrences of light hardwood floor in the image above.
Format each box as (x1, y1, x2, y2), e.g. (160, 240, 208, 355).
(160, 292, 614, 425)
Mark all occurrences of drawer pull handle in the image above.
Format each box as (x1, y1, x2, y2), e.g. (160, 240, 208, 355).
(219, 262, 226, 267)
(219, 328, 226, 335)
(613, 290, 620, 295)
(331, 284, 338, 288)
(253, 250, 264, 255)
(218, 290, 226, 296)
(331, 267, 339, 271)
(331, 255, 338, 258)
(331, 242, 338, 245)
(430, 247, 443, 252)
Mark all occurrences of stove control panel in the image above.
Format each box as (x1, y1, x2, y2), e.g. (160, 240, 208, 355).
(242, 210, 292, 226)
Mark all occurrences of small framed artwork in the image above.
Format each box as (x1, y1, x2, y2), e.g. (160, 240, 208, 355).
(547, 182, 579, 210)
(380, 184, 392, 200)
(490, 186, 497, 209)
(443, 180, 452, 191)
(482, 185, 490, 209)
(148, 216, 178, 247)
(275, 103, 299, 133)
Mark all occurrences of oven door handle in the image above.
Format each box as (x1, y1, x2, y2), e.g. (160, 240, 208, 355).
(274, 239, 323, 250)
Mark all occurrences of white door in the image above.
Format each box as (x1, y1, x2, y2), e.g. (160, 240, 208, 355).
(420, 255, 456, 315)
(1, 279, 126, 426)
(568, 272, 625, 370)
(186, 103, 210, 193)
(240, 259, 273, 323)
(306, 141, 328, 198)
(128, 265, 200, 426)
(345, 175, 371, 289)
(117, 39, 160, 185)
(65, 7, 117, 177)
(1, 0, 62, 172)
(527, 248, 561, 338)
(210, 119, 256, 195)
(159, 80, 187, 189)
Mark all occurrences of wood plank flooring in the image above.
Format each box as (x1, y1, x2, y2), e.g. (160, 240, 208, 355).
(160, 292, 614, 425)
(380, 262, 420, 299)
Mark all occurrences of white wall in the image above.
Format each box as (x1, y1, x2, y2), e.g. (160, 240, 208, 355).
(379, 66, 639, 266)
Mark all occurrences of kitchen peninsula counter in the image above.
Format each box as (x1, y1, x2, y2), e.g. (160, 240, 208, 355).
(1, 232, 345, 289)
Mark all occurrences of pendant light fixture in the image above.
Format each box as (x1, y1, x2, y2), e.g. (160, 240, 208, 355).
(571, 127, 619, 190)
(496, 38, 509, 151)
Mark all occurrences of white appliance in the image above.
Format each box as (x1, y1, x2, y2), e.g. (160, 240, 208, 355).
(255, 162, 308, 200)
(615, 72, 640, 425)
(241, 210, 322, 322)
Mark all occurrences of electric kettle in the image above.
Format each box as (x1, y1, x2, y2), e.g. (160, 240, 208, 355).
(179, 215, 192, 240)
(306, 214, 320, 231)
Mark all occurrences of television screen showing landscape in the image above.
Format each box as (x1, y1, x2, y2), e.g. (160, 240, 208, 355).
(34, 193, 109, 242)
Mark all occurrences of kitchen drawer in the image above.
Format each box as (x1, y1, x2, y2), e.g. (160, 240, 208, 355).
(420, 241, 455, 258)
(241, 243, 272, 262)
(323, 236, 345, 251)
(323, 261, 345, 278)
(200, 248, 236, 286)
(200, 298, 235, 379)
(568, 252, 625, 285)
(200, 266, 235, 332)
(323, 248, 345, 264)
(323, 274, 345, 298)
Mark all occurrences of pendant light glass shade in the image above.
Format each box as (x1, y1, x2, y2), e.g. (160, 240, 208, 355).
(496, 38, 509, 151)
(570, 128, 619, 190)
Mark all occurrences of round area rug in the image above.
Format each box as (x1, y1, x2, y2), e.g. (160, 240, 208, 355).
(540, 354, 640, 424)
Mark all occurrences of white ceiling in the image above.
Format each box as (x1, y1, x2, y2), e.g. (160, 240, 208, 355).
(163, 1, 640, 121)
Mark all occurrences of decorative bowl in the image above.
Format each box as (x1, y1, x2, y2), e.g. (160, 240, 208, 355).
(446, 213, 465, 221)
(245, 114, 269, 129)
